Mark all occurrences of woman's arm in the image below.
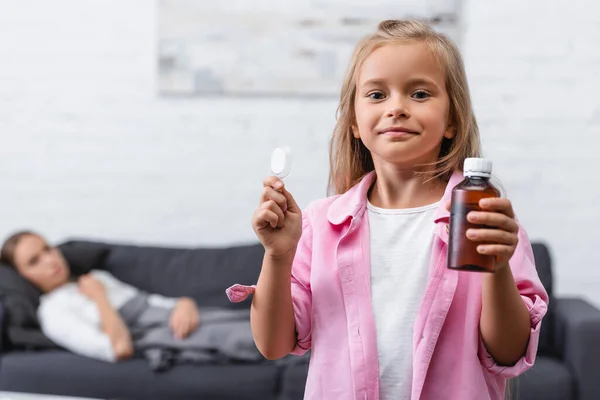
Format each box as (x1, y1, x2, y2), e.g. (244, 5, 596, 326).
(78, 274, 133, 360)
(92, 295, 134, 360)
(38, 298, 122, 362)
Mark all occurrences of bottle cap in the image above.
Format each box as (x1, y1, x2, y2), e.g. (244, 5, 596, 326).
(463, 158, 492, 178)
(271, 146, 292, 179)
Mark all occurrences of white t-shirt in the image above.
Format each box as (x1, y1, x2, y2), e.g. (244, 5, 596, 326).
(368, 201, 438, 400)
(37, 270, 177, 362)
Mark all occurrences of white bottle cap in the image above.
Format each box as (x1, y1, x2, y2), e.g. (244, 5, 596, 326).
(271, 146, 292, 179)
(463, 158, 492, 178)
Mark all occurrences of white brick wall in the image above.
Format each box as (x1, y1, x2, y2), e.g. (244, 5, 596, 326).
(0, 0, 598, 306)
(463, 0, 600, 306)
(0, 0, 336, 246)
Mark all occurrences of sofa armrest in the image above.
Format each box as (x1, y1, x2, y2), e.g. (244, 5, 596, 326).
(554, 297, 600, 400)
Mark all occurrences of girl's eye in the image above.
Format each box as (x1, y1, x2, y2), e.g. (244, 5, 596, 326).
(412, 90, 430, 100)
(368, 91, 386, 100)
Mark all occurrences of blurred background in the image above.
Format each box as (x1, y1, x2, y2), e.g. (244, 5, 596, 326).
(0, 0, 598, 307)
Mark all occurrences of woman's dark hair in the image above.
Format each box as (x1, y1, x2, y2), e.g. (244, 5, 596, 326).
(0, 231, 38, 267)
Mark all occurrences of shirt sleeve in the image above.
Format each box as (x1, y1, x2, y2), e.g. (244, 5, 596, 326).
(289, 209, 314, 355)
(38, 298, 116, 363)
(478, 224, 549, 377)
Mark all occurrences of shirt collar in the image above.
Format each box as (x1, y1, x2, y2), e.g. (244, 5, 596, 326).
(326, 169, 464, 226)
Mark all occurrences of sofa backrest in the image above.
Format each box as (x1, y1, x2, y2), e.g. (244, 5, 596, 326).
(531, 242, 555, 356)
(61, 239, 556, 354)
(65, 240, 265, 310)
(532, 243, 553, 298)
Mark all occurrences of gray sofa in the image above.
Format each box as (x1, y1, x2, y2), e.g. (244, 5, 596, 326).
(511, 243, 600, 400)
(0, 241, 598, 400)
(0, 241, 304, 400)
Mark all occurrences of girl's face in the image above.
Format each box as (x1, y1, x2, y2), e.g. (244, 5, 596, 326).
(353, 41, 454, 171)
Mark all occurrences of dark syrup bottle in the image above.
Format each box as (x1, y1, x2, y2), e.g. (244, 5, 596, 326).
(448, 158, 500, 273)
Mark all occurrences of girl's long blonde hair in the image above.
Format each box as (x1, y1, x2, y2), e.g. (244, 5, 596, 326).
(328, 19, 482, 195)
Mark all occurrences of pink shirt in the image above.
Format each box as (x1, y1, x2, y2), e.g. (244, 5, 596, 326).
(227, 171, 548, 400)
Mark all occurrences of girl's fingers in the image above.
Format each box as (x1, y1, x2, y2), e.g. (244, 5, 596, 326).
(479, 198, 515, 218)
(467, 211, 519, 233)
(260, 187, 288, 213)
(254, 207, 282, 229)
(263, 176, 285, 195)
(476, 244, 515, 258)
(261, 200, 285, 227)
(466, 229, 518, 246)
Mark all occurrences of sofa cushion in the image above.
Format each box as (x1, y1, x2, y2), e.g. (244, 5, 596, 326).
(0, 265, 58, 350)
(513, 356, 574, 400)
(0, 350, 279, 400)
(0, 264, 41, 326)
(96, 241, 264, 309)
(58, 241, 111, 278)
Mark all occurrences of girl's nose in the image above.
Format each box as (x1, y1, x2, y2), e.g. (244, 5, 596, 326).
(386, 103, 410, 119)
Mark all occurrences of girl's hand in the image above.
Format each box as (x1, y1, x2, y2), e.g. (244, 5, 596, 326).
(252, 176, 302, 259)
(465, 198, 519, 270)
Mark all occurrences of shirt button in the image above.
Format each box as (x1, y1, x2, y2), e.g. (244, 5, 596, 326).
(340, 267, 352, 282)
(342, 269, 353, 282)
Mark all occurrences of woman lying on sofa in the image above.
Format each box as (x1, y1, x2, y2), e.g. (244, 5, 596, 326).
(0, 231, 261, 369)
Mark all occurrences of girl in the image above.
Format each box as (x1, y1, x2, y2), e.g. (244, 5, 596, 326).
(227, 19, 548, 400)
